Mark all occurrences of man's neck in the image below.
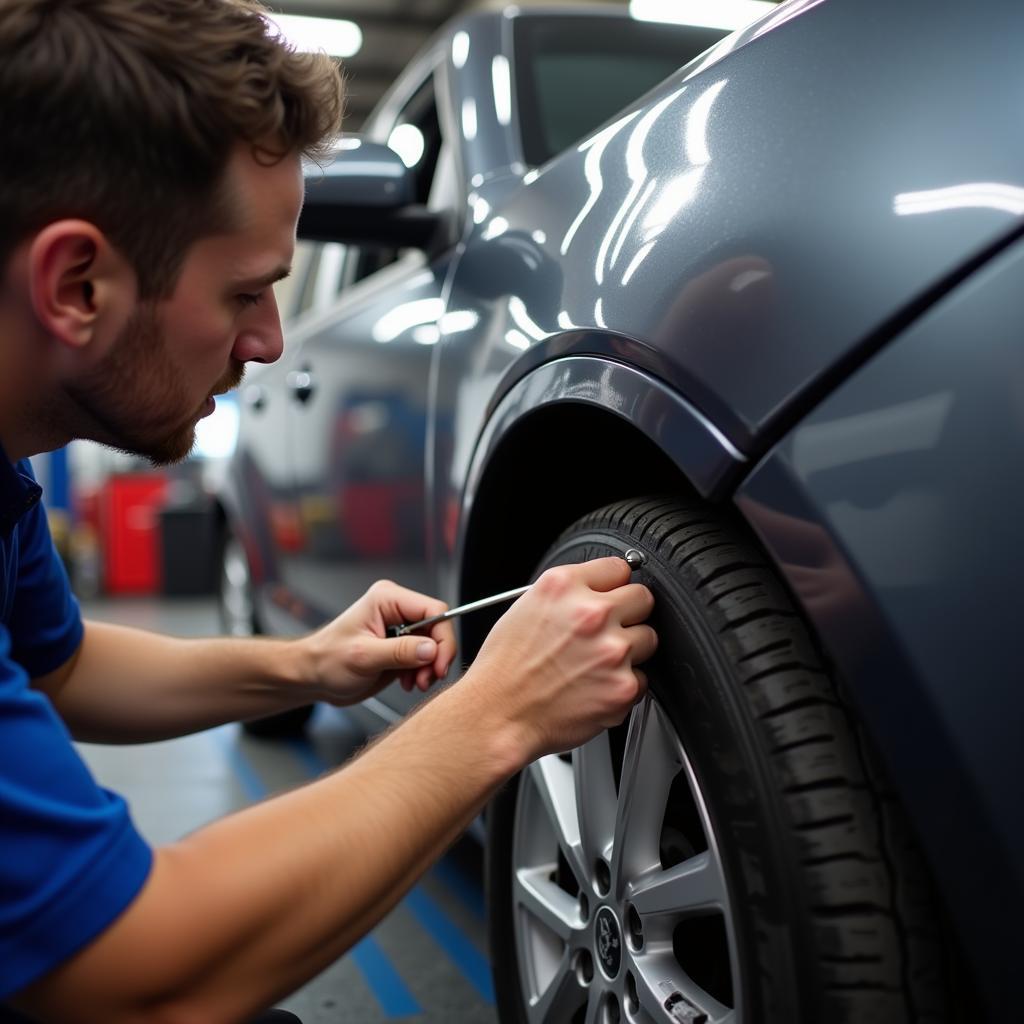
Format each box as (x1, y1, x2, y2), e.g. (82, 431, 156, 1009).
(0, 307, 48, 462)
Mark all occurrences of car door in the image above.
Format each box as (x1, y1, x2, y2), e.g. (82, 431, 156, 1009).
(275, 67, 459, 711)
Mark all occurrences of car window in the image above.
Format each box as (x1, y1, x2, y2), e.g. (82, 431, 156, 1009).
(514, 16, 729, 166)
(345, 72, 448, 287)
(284, 241, 348, 323)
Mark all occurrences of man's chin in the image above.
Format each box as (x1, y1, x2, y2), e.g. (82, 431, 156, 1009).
(145, 429, 197, 467)
(118, 424, 197, 467)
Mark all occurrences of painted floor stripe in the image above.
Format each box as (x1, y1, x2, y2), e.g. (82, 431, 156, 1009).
(405, 887, 495, 1003)
(210, 726, 265, 802)
(349, 935, 422, 1018)
(285, 735, 330, 778)
(210, 726, 420, 1016)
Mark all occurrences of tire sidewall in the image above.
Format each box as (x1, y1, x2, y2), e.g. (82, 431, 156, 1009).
(488, 524, 817, 1023)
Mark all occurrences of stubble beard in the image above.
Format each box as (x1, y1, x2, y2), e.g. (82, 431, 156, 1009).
(65, 303, 245, 467)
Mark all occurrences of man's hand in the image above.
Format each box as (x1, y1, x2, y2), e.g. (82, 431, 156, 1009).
(299, 580, 458, 704)
(463, 557, 657, 764)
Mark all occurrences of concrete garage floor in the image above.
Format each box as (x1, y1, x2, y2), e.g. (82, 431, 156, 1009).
(78, 597, 500, 1024)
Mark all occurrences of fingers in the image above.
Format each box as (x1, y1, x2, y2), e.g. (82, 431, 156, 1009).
(622, 623, 658, 665)
(372, 579, 448, 628)
(369, 580, 456, 679)
(569, 556, 632, 593)
(611, 582, 655, 627)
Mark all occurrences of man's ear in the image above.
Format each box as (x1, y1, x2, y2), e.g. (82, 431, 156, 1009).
(27, 220, 136, 350)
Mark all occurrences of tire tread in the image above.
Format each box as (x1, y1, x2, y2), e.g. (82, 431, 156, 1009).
(557, 496, 950, 1024)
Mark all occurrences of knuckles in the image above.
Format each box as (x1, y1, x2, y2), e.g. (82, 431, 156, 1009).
(572, 601, 610, 635)
(536, 565, 573, 597)
(595, 637, 630, 667)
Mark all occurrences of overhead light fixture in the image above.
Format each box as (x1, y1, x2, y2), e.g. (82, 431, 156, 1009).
(630, 0, 775, 30)
(264, 13, 362, 58)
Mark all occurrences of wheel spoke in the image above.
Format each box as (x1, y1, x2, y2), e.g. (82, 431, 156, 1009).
(525, 949, 587, 1024)
(627, 851, 727, 918)
(583, 988, 604, 1024)
(632, 949, 733, 1024)
(612, 698, 680, 894)
(528, 756, 588, 888)
(514, 865, 581, 941)
(573, 731, 618, 870)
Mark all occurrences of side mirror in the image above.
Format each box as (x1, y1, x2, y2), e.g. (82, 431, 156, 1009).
(299, 137, 442, 248)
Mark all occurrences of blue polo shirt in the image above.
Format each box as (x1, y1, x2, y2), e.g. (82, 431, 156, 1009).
(0, 452, 152, 1002)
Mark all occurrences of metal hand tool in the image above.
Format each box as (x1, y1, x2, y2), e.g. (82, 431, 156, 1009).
(386, 549, 646, 638)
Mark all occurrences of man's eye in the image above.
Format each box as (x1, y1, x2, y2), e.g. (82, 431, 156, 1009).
(237, 291, 264, 309)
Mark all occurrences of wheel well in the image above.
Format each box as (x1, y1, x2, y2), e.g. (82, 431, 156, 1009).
(458, 404, 697, 660)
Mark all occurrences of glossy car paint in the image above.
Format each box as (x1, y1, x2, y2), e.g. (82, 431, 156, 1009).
(220, 1, 1024, 1013)
(737, 239, 1024, 1014)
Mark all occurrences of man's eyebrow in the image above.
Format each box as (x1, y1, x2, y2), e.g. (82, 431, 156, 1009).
(238, 265, 292, 290)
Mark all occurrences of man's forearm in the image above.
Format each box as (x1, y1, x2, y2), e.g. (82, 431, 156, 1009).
(15, 673, 523, 1024)
(38, 621, 313, 743)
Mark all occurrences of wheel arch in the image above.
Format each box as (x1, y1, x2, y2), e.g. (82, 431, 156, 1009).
(455, 355, 747, 661)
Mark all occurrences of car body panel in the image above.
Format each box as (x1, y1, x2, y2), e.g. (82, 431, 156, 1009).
(737, 239, 1024, 1015)
(448, 0, 1024, 456)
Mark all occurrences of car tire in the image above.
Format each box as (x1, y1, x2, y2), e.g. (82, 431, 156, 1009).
(219, 530, 314, 738)
(487, 496, 953, 1024)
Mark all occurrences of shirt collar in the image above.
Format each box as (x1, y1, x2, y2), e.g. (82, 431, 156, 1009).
(0, 445, 43, 537)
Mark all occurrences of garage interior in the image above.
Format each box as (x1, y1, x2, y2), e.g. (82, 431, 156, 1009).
(28, 2, 991, 1024)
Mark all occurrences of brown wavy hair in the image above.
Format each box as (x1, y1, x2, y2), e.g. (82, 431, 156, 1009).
(0, 0, 344, 297)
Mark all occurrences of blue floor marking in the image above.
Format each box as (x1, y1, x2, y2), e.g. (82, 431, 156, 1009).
(285, 735, 329, 778)
(405, 887, 495, 1003)
(350, 936, 422, 1017)
(210, 726, 265, 802)
(209, 726, 419, 1017)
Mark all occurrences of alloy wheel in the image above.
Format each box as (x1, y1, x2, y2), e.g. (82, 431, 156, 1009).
(511, 696, 742, 1024)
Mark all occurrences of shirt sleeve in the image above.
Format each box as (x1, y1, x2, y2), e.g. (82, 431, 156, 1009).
(7, 497, 83, 678)
(0, 625, 153, 1000)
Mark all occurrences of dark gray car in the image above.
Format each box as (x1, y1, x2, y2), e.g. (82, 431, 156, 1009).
(218, 2, 1023, 1020)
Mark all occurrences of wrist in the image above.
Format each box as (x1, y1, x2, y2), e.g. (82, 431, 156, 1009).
(450, 666, 535, 778)
(271, 636, 320, 703)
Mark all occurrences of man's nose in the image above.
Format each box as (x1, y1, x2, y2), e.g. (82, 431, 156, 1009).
(232, 291, 285, 365)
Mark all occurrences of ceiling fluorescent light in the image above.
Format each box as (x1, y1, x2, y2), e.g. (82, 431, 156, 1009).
(630, 0, 775, 30)
(265, 13, 362, 58)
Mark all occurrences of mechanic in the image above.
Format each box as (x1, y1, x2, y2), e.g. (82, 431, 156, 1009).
(0, 2, 657, 1022)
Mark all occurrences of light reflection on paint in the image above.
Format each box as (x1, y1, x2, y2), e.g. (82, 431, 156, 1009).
(505, 328, 531, 351)
(893, 182, 1024, 217)
(462, 97, 478, 140)
(387, 124, 425, 168)
(470, 194, 491, 225)
(618, 79, 726, 285)
(440, 310, 480, 333)
(492, 55, 512, 126)
(560, 111, 642, 256)
(482, 216, 509, 240)
(508, 296, 547, 341)
(451, 30, 470, 68)
(604, 87, 686, 279)
(412, 325, 441, 345)
(685, 79, 727, 165)
(371, 298, 444, 343)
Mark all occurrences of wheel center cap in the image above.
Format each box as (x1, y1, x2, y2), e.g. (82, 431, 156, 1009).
(595, 907, 622, 979)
